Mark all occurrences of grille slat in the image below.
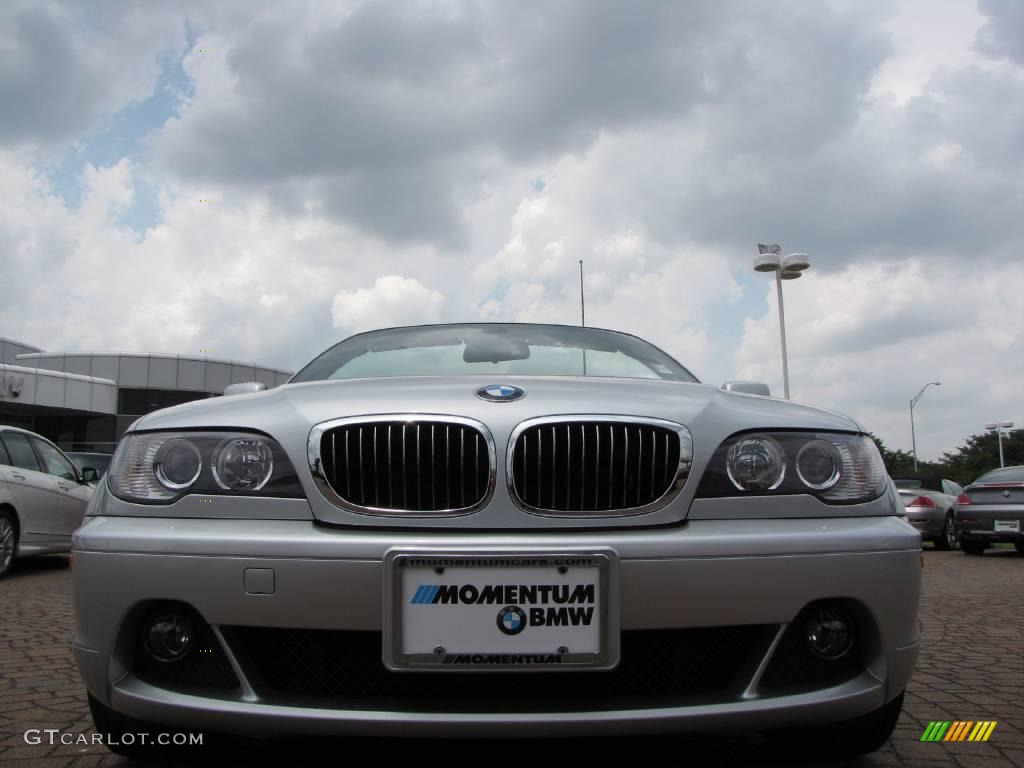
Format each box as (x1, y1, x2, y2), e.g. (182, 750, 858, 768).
(607, 425, 615, 510)
(581, 423, 589, 514)
(663, 432, 671, 491)
(621, 425, 629, 509)
(320, 419, 490, 513)
(415, 424, 422, 509)
(512, 419, 682, 514)
(648, 428, 656, 504)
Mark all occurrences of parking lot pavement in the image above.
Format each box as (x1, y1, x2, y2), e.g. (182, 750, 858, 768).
(1, 549, 1022, 767)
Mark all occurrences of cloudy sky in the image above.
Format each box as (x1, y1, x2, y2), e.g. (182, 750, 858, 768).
(1, 0, 1022, 460)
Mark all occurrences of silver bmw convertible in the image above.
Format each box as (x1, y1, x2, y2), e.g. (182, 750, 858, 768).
(72, 323, 920, 758)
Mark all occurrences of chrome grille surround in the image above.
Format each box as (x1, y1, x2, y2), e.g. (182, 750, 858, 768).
(308, 414, 496, 516)
(506, 415, 693, 517)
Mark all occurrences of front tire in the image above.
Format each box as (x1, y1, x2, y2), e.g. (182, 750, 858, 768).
(934, 513, 957, 551)
(0, 511, 18, 579)
(765, 691, 904, 759)
(961, 539, 987, 556)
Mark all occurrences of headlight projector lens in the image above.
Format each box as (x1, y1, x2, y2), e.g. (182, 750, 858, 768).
(796, 439, 843, 490)
(153, 438, 202, 491)
(213, 437, 274, 491)
(726, 436, 785, 491)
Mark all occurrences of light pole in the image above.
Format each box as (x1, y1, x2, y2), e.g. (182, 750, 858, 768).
(985, 421, 1014, 468)
(753, 245, 810, 399)
(909, 382, 940, 471)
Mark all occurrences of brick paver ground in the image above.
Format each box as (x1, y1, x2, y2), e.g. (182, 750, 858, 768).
(1, 548, 1021, 767)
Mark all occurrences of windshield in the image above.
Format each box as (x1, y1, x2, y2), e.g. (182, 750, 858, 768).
(893, 477, 941, 491)
(290, 324, 697, 383)
(974, 466, 1024, 484)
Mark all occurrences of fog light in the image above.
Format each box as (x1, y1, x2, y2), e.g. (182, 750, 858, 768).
(804, 608, 853, 660)
(145, 612, 193, 663)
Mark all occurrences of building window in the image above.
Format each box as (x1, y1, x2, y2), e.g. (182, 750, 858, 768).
(117, 388, 218, 416)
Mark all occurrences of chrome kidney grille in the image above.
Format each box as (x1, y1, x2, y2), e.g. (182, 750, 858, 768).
(508, 417, 692, 515)
(310, 416, 495, 515)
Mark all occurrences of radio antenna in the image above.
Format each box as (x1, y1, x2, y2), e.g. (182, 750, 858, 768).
(579, 260, 587, 376)
(579, 260, 586, 327)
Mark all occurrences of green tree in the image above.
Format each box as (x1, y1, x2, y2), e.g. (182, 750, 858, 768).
(869, 433, 942, 478)
(939, 429, 1024, 486)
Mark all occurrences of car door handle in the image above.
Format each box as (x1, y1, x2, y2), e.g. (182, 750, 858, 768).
(11, 472, 26, 481)
(58, 483, 71, 492)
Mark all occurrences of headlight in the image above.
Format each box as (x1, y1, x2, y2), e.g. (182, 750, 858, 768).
(696, 431, 886, 504)
(795, 439, 843, 491)
(726, 436, 786, 491)
(154, 438, 202, 490)
(212, 438, 274, 491)
(109, 431, 304, 504)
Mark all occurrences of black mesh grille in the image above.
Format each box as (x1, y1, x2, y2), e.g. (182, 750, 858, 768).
(511, 421, 681, 512)
(320, 420, 490, 512)
(222, 626, 775, 712)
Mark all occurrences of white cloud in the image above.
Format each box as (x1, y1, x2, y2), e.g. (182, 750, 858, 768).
(0, 0, 1021, 465)
(331, 275, 444, 335)
(735, 259, 1024, 460)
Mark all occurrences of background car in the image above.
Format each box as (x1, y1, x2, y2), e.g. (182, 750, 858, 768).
(66, 452, 113, 483)
(955, 465, 1024, 556)
(893, 477, 962, 550)
(0, 426, 95, 578)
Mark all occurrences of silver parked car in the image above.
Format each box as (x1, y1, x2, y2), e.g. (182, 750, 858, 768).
(73, 323, 920, 758)
(894, 477, 962, 550)
(955, 465, 1024, 555)
(0, 426, 96, 578)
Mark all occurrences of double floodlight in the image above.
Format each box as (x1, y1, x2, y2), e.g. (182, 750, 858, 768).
(753, 245, 811, 280)
(985, 421, 1014, 430)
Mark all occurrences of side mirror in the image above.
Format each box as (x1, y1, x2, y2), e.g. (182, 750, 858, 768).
(722, 380, 772, 397)
(80, 467, 98, 483)
(224, 381, 267, 396)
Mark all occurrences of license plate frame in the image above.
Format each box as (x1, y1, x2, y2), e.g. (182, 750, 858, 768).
(994, 520, 1020, 533)
(383, 550, 619, 672)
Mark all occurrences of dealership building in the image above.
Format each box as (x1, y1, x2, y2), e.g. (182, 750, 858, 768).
(0, 336, 292, 453)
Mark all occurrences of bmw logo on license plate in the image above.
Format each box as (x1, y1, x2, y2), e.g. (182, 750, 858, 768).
(476, 384, 525, 402)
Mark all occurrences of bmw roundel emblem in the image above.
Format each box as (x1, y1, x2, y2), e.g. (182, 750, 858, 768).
(497, 605, 527, 635)
(476, 384, 525, 402)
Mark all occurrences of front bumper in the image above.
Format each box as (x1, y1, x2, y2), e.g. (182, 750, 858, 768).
(72, 515, 921, 737)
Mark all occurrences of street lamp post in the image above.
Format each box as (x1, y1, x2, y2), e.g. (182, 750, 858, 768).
(985, 421, 1014, 468)
(909, 382, 941, 472)
(753, 245, 810, 400)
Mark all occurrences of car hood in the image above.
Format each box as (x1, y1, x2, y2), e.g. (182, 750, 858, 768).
(136, 375, 859, 436)
(131, 375, 862, 530)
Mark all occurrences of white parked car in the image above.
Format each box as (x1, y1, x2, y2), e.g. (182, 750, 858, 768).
(0, 425, 96, 577)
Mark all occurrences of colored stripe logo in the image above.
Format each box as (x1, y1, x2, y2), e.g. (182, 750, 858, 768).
(921, 721, 997, 742)
(410, 585, 441, 604)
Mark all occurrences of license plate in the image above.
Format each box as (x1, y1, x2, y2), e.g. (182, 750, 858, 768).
(994, 520, 1020, 533)
(384, 551, 618, 671)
